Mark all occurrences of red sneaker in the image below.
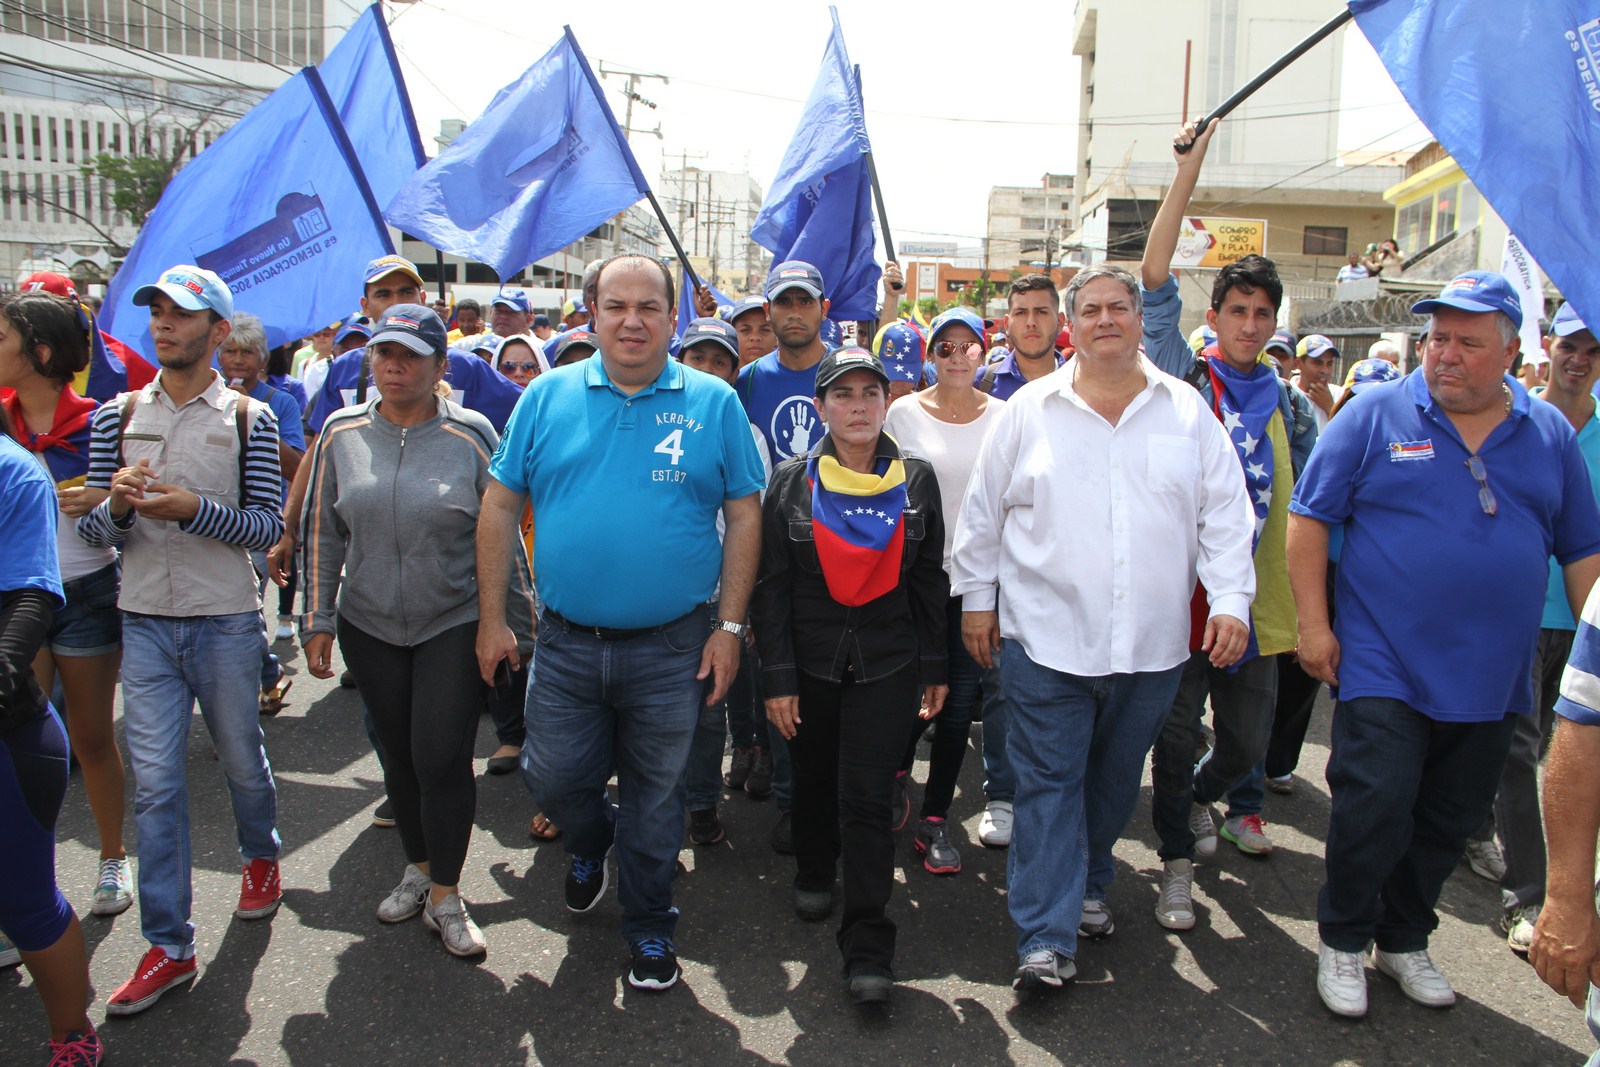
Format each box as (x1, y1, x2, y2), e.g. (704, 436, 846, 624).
(235, 857, 282, 919)
(106, 947, 196, 1016)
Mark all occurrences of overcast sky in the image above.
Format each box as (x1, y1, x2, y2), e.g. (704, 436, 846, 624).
(378, 0, 1428, 254)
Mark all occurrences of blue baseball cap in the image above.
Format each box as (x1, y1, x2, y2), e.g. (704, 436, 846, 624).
(728, 295, 768, 324)
(1411, 270, 1523, 330)
(332, 315, 371, 346)
(367, 303, 447, 357)
(133, 265, 233, 320)
(561, 298, 588, 318)
(1263, 328, 1297, 357)
(492, 289, 531, 314)
(1297, 334, 1340, 362)
(1346, 357, 1402, 394)
(765, 260, 825, 301)
(873, 322, 925, 370)
(532, 313, 551, 329)
(926, 308, 987, 353)
(470, 333, 504, 359)
(819, 319, 843, 349)
(362, 254, 424, 289)
(1552, 302, 1590, 338)
(680, 318, 740, 363)
(814, 346, 888, 392)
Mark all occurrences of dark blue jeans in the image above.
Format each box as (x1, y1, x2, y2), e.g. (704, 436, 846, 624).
(899, 596, 979, 819)
(1150, 651, 1277, 861)
(1002, 640, 1183, 960)
(1318, 696, 1518, 953)
(521, 605, 709, 945)
(683, 645, 758, 812)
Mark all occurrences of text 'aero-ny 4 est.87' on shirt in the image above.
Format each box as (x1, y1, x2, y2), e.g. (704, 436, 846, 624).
(489, 357, 767, 630)
(1289, 370, 1600, 722)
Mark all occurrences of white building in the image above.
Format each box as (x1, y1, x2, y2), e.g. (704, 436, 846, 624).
(986, 174, 1075, 274)
(0, 2, 350, 287)
(660, 166, 768, 294)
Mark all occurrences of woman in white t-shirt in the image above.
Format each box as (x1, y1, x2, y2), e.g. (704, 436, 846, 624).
(882, 307, 1005, 879)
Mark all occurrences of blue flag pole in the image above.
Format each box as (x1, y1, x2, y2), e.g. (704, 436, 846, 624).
(1177, 8, 1354, 152)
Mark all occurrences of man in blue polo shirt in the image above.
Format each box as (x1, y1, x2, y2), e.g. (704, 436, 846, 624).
(475, 253, 765, 993)
(1289, 271, 1600, 1019)
(976, 273, 1068, 399)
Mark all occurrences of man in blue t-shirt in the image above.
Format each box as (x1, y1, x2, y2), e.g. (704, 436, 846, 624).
(735, 260, 832, 463)
(476, 253, 765, 995)
(1289, 271, 1600, 1020)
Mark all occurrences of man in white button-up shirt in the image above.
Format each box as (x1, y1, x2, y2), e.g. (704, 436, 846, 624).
(950, 264, 1256, 991)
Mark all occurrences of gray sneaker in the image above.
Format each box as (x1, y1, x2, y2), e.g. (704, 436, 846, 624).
(1013, 949, 1075, 990)
(1505, 904, 1541, 955)
(423, 893, 486, 957)
(91, 856, 134, 916)
(1464, 838, 1506, 882)
(1078, 898, 1115, 939)
(1155, 859, 1195, 931)
(376, 863, 430, 923)
(1190, 804, 1219, 860)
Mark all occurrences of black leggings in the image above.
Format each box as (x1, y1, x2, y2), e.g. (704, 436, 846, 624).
(337, 617, 483, 887)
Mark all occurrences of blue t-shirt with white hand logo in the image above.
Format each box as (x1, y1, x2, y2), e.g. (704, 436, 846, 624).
(308, 346, 523, 433)
(736, 352, 825, 463)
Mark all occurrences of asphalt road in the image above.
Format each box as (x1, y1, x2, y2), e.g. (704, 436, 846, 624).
(2, 637, 1593, 1066)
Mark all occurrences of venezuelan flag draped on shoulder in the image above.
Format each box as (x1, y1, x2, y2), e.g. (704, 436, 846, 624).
(1351, 0, 1600, 323)
(100, 67, 398, 357)
(383, 28, 652, 284)
(750, 7, 881, 322)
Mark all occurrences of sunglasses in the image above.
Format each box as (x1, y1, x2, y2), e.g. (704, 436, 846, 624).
(1465, 454, 1497, 516)
(933, 340, 983, 359)
(501, 361, 541, 373)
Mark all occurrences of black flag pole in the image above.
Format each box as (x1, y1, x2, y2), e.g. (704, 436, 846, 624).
(1177, 8, 1354, 152)
(855, 65, 901, 291)
(644, 189, 702, 295)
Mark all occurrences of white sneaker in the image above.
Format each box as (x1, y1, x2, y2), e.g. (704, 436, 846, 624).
(1373, 947, 1456, 1007)
(1505, 904, 1540, 955)
(274, 616, 295, 641)
(1190, 803, 1219, 860)
(1078, 898, 1115, 939)
(1013, 949, 1075, 990)
(1464, 838, 1506, 882)
(423, 893, 487, 957)
(91, 856, 135, 916)
(979, 800, 1013, 848)
(1316, 941, 1368, 1017)
(0, 932, 18, 968)
(1156, 859, 1196, 930)
(376, 863, 430, 923)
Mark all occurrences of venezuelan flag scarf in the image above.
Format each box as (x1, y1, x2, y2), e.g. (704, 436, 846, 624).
(807, 447, 908, 606)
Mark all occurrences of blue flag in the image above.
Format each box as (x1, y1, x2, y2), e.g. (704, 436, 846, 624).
(383, 28, 651, 283)
(1351, 0, 1600, 325)
(676, 267, 735, 338)
(316, 2, 426, 209)
(750, 8, 881, 321)
(100, 69, 394, 355)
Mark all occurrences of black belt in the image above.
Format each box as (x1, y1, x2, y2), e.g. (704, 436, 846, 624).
(542, 607, 699, 641)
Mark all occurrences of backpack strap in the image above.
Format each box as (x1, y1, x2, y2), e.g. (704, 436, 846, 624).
(355, 350, 371, 405)
(973, 364, 997, 395)
(115, 392, 138, 469)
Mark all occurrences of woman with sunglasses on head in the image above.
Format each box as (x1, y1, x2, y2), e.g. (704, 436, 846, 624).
(0, 292, 131, 922)
(300, 304, 534, 958)
(0, 397, 103, 1063)
(883, 309, 1005, 878)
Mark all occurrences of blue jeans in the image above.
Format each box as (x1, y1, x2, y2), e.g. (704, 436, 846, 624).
(1225, 760, 1265, 819)
(1317, 696, 1518, 953)
(121, 612, 281, 958)
(980, 663, 1015, 803)
(683, 639, 758, 812)
(1001, 640, 1183, 960)
(521, 605, 708, 945)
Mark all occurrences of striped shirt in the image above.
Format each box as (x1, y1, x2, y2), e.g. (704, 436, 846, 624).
(1558, 585, 1600, 727)
(78, 393, 284, 552)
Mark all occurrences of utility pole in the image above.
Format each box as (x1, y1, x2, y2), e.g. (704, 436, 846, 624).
(599, 63, 667, 257)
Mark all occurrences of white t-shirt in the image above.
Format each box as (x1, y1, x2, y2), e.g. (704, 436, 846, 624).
(883, 393, 1004, 574)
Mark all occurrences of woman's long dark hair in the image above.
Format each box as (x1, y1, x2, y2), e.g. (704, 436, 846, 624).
(0, 291, 91, 385)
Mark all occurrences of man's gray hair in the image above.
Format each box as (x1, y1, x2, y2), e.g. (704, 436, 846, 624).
(226, 312, 269, 360)
(1430, 311, 1519, 348)
(1063, 264, 1143, 321)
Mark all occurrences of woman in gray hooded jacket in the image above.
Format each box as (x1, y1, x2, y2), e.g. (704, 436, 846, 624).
(299, 304, 534, 958)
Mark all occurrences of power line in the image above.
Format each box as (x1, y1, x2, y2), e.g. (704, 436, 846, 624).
(0, 50, 253, 121)
(122, 0, 298, 74)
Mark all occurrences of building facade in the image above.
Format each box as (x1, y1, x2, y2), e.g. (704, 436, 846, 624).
(661, 166, 768, 295)
(986, 174, 1075, 276)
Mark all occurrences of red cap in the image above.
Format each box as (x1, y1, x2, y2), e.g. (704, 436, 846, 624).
(19, 271, 78, 300)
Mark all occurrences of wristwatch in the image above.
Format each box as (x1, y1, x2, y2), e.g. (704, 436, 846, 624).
(713, 618, 749, 639)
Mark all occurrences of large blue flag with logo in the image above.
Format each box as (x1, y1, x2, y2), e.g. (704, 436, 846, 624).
(317, 2, 425, 209)
(100, 68, 394, 355)
(1351, 0, 1600, 325)
(750, 8, 881, 321)
(384, 28, 651, 283)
